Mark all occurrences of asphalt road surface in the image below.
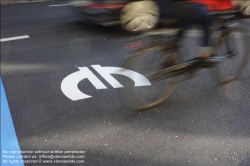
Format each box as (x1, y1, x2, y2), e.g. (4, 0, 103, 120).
(1, 1, 250, 166)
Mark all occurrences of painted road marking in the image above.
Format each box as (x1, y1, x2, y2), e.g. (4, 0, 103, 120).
(61, 65, 151, 101)
(61, 67, 108, 101)
(0, 35, 29, 42)
(91, 65, 151, 88)
(49, 1, 92, 7)
(1, 78, 24, 166)
(49, 4, 71, 7)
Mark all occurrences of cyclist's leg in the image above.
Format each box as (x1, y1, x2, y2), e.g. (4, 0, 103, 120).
(166, 2, 214, 58)
(188, 2, 215, 58)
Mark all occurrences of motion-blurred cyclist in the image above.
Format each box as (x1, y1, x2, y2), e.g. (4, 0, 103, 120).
(156, 0, 234, 58)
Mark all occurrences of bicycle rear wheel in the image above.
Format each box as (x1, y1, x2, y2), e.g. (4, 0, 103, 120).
(121, 45, 178, 111)
(213, 27, 249, 84)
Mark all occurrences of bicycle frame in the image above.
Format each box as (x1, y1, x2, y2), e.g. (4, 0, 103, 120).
(149, 12, 243, 82)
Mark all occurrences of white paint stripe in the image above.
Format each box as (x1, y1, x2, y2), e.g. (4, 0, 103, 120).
(0, 35, 29, 42)
(91, 65, 125, 88)
(91, 65, 151, 88)
(49, 4, 71, 7)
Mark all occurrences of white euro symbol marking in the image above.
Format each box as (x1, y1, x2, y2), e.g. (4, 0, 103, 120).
(91, 65, 151, 88)
(61, 65, 151, 101)
(61, 67, 107, 101)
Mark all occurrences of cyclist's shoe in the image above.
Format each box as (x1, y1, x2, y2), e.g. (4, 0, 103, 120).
(197, 47, 215, 59)
(198, 53, 213, 58)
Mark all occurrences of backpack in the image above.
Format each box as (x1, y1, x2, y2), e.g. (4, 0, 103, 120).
(239, 0, 250, 15)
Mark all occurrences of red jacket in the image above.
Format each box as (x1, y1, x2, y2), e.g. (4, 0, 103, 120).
(190, 0, 233, 11)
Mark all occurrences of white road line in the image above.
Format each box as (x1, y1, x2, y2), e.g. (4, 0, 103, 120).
(49, 4, 70, 7)
(0, 35, 29, 42)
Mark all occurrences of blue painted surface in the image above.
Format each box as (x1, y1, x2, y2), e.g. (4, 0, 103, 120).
(1, 78, 24, 166)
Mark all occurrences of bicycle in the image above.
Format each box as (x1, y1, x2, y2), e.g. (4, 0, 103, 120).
(120, 9, 250, 111)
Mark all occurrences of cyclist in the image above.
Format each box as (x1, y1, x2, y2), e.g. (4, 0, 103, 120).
(157, 0, 233, 58)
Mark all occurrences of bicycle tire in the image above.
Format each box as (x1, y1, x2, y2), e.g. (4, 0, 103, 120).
(120, 44, 178, 111)
(212, 27, 249, 84)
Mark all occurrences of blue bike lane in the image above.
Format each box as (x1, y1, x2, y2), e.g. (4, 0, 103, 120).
(1, 78, 24, 166)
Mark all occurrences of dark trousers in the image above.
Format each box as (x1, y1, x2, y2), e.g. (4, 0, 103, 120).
(164, 2, 214, 46)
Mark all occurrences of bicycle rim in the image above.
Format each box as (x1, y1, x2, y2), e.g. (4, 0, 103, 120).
(213, 27, 249, 84)
(120, 45, 178, 111)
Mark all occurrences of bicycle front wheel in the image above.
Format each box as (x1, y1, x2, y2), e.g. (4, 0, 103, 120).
(213, 27, 249, 84)
(121, 45, 178, 111)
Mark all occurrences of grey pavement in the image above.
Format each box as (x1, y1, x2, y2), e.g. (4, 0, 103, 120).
(1, 1, 250, 166)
